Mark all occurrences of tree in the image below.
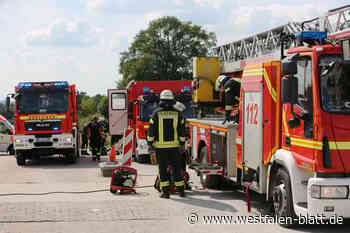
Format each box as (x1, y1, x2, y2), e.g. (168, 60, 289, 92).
(118, 16, 216, 87)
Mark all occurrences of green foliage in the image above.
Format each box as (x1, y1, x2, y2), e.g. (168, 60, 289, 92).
(118, 16, 216, 87)
(76, 92, 107, 129)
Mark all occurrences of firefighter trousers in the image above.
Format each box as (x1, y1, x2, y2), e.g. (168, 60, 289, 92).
(156, 148, 184, 190)
(89, 137, 102, 159)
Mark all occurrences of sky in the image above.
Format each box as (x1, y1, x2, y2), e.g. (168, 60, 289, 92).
(0, 0, 349, 96)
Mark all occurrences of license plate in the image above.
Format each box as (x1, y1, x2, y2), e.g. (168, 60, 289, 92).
(37, 137, 49, 142)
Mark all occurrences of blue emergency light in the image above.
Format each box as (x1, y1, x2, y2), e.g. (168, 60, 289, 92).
(18, 83, 32, 88)
(54, 81, 68, 86)
(183, 86, 191, 92)
(143, 87, 150, 94)
(27, 128, 33, 131)
(295, 31, 327, 44)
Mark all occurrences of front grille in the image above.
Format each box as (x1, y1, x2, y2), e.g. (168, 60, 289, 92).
(34, 142, 53, 147)
(25, 120, 61, 131)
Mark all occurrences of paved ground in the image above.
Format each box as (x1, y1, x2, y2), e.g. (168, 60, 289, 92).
(0, 153, 348, 233)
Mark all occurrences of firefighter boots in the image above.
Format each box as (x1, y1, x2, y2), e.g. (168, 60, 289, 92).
(160, 187, 170, 199)
(177, 186, 186, 197)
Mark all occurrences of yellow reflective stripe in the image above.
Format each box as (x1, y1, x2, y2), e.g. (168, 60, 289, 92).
(242, 68, 277, 103)
(225, 88, 230, 93)
(158, 112, 164, 144)
(154, 142, 179, 148)
(150, 119, 154, 124)
(242, 68, 264, 75)
(157, 111, 179, 145)
(173, 113, 178, 145)
(160, 181, 170, 188)
(288, 138, 350, 150)
(263, 69, 277, 103)
(144, 125, 149, 129)
(181, 119, 184, 124)
(175, 180, 184, 187)
(225, 105, 233, 110)
(282, 110, 289, 136)
(291, 137, 322, 150)
(235, 96, 240, 101)
(329, 141, 350, 150)
(147, 136, 154, 141)
(179, 136, 186, 142)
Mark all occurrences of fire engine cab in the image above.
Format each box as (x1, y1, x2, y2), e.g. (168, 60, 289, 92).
(108, 80, 192, 163)
(7, 81, 80, 165)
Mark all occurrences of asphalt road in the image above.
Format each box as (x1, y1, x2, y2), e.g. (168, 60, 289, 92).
(0, 153, 348, 233)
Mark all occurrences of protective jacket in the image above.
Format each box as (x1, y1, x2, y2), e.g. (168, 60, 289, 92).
(147, 102, 185, 149)
(222, 78, 241, 111)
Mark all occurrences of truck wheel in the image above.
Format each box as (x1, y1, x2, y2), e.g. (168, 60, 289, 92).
(199, 146, 221, 189)
(8, 145, 15, 155)
(75, 144, 80, 159)
(16, 153, 26, 166)
(66, 152, 77, 164)
(74, 137, 80, 159)
(272, 168, 296, 227)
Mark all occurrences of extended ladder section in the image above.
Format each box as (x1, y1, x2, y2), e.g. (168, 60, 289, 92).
(213, 5, 350, 74)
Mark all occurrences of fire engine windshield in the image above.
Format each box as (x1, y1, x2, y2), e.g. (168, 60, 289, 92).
(139, 99, 159, 122)
(17, 89, 68, 114)
(319, 55, 350, 113)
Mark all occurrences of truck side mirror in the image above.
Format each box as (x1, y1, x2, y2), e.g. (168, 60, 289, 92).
(282, 60, 297, 76)
(281, 75, 298, 104)
(282, 53, 298, 76)
(6, 96, 10, 112)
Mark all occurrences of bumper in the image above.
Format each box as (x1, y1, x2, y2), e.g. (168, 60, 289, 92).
(14, 133, 75, 151)
(307, 177, 350, 218)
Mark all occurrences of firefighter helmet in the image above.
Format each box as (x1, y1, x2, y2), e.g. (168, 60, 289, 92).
(160, 90, 174, 100)
(215, 75, 229, 92)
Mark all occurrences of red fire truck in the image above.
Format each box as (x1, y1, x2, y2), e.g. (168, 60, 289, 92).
(108, 80, 192, 163)
(7, 81, 80, 165)
(189, 5, 350, 223)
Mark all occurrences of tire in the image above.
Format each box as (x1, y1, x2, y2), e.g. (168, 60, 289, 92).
(272, 168, 297, 227)
(75, 139, 80, 159)
(8, 144, 15, 155)
(66, 152, 77, 164)
(199, 146, 221, 189)
(16, 153, 26, 166)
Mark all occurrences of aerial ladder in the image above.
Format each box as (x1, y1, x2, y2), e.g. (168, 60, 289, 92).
(212, 5, 350, 74)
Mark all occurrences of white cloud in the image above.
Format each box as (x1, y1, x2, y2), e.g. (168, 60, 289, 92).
(25, 19, 100, 47)
(110, 33, 130, 52)
(193, 0, 225, 9)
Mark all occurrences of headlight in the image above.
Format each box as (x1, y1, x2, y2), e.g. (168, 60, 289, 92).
(311, 185, 349, 199)
(15, 139, 24, 143)
(65, 137, 72, 143)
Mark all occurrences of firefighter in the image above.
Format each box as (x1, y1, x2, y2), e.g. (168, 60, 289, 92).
(147, 90, 186, 198)
(87, 117, 104, 161)
(215, 75, 241, 123)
